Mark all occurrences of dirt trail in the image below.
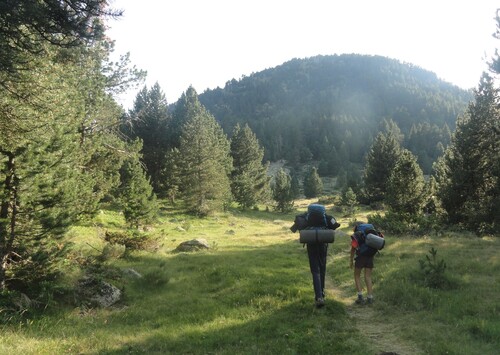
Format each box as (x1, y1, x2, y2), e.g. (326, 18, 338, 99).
(326, 278, 423, 355)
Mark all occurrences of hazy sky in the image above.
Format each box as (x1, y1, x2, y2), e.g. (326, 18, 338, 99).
(106, 0, 499, 109)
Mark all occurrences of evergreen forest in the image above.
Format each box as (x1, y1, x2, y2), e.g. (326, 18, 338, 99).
(197, 54, 472, 174)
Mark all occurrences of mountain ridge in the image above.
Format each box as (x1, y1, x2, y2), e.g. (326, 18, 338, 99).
(192, 54, 472, 173)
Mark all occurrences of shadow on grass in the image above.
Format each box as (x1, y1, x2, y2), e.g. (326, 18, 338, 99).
(97, 299, 363, 355)
(98, 244, 363, 354)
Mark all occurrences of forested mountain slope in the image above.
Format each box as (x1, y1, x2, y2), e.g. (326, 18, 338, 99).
(195, 54, 472, 174)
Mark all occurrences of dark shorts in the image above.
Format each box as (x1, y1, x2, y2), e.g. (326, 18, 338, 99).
(355, 255, 374, 269)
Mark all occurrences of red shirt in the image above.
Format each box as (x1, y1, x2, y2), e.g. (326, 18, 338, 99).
(351, 235, 359, 248)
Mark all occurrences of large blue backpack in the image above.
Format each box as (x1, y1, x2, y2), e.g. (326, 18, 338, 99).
(290, 204, 340, 238)
(306, 204, 327, 227)
(353, 223, 385, 256)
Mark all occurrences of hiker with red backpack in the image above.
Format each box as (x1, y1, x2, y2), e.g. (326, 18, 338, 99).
(349, 221, 385, 305)
(290, 204, 340, 308)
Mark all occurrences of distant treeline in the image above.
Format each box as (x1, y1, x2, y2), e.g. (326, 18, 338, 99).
(196, 54, 472, 174)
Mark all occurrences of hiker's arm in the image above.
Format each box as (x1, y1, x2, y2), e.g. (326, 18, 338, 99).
(349, 247, 355, 268)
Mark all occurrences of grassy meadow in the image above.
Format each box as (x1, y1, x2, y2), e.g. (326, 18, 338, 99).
(0, 199, 499, 354)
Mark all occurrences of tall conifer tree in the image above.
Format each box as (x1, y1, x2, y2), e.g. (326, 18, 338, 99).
(0, 26, 143, 291)
(386, 149, 426, 215)
(272, 168, 294, 212)
(0, 51, 112, 289)
(341, 187, 358, 215)
(126, 83, 170, 193)
(119, 156, 158, 229)
(230, 124, 270, 208)
(303, 167, 323, 198)
(438, 73, 500, 230)
(160, 148, 182, 204)
(176, 87, 232, 215)
(363, 129, 402, 203)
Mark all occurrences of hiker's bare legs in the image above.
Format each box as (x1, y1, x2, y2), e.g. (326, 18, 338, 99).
(364, 267, 373, 296)
(354, 267, 363, 293)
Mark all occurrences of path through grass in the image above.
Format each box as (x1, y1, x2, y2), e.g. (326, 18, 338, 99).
(328, 277, 422, 355)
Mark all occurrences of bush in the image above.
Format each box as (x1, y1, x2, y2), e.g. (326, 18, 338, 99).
(368, 212, 409, 234)
(0, 290, 31, 322)
(368, 211, 443, 236)
(104, 230, 159, 252)
(3, 241, 73, 301)
(417, 248, 458, 289)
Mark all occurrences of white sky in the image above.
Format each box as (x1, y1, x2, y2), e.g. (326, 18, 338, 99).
(106, 0, 499, 109)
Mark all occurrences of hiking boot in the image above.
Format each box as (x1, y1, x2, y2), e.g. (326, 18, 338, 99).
(315, 298, 325, 308)
(355, 295, 365, 305)
(366, 297, 374, 305)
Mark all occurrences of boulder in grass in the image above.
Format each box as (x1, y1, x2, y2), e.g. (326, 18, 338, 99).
(175, 238, 210, 252)
(77, 276, 122, 308)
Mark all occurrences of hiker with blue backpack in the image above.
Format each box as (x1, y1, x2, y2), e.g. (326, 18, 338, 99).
(349, 222, 385, 305)
(290, 204, 340, 308)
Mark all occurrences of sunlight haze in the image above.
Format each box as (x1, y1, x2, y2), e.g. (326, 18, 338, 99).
(107, 0, 499, 109)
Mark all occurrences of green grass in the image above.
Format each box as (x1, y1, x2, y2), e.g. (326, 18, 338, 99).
(370, 234, 500, 355)
(335, 232, 500, 354)
(0, 202, 499, 354)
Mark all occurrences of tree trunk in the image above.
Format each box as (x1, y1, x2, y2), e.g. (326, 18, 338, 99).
(0, 152, 16, 291)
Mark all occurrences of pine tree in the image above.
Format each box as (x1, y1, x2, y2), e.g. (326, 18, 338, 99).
(363, 129, 402, 203)
(160, 148, 182, 205)
(119, 157, 158, 229)
(125, 83, 170, 194)
(230, 124, 270, 208)
(341, 187, 358, 215)
(0, 35, 142, 291)
(423, 176, 441, 215)
(386, 149, 426, 215)
(176, 87, 232, 216)
(272, 168, 294, 212)
(0, 0, 117, 75)
(380, 118, 405, 144)
(0, 50, 97, 290)
(303, 167, 323, 198)
(438, 73, 500, 230)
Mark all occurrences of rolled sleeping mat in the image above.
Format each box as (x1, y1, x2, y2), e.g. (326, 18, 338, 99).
(299, 229, 335, 243)
(365, 233, 385, 250)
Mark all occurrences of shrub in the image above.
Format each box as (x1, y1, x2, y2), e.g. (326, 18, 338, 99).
(0, 290, 31, 323)
(368, 211, 443, 236)
(418, 247, 457, 289)
(104, 230, 159, 252)
(368, 212, 409, 234)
